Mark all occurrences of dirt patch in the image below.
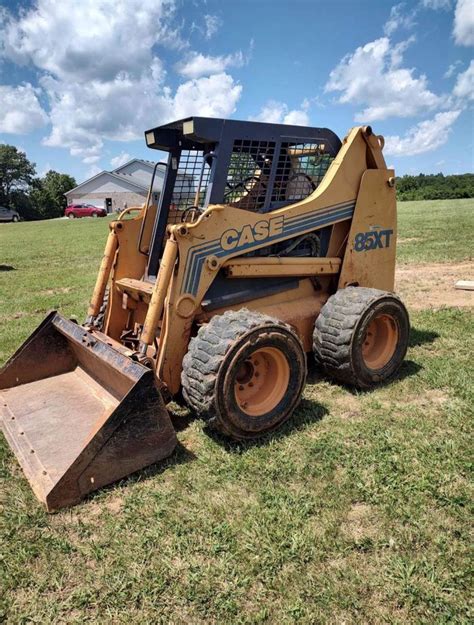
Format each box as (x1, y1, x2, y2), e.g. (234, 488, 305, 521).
(341, 503, 378, 541)
(396, 261, 474, 310)
(398, 237, 421, 244)
(331, 393, 363, 420)
(407, 388, 448, 408)
(105, 495, 125, 514)
(41, 287, 72, 295)
(12, 311, 28, 319)
(379, 389, 449, 415)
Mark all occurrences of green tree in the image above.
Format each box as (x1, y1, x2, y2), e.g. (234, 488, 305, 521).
(0, 145, 36, 206)
(396, 172, 474, 201)
(30, 170, 77, 219)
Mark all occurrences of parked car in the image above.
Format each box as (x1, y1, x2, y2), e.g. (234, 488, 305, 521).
(0, 206, 20, 222)
(65, 204, 107, 219)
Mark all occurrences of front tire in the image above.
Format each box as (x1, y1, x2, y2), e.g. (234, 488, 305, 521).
(182, 309, 306, 440)
(313, 287, 409, 389)
(12, 215, 19, 223)
(68, 213, 76, 219)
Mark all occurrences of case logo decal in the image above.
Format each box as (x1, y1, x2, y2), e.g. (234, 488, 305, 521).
(220, 216, 285, 251)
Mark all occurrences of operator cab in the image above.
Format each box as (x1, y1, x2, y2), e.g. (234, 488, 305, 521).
(145, 117, 341, 278)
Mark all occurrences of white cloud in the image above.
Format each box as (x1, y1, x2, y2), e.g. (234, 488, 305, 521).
(251, 100, 310, 126)
(384, 110, 461, 156)
(325, 37, 442, 121)
(453, 59, 474, 99)
(176, 51, 245, 78)
(40, 69, 241, 161)
(421, 0, 452, 9)
(190, 14, 222, 41)
(83, 155, 101, 164)
(111, 152, 132, 168)
(453, 0, 474, 45)
(0, 0, 242, 163)
(444, 60, 463, 77)
(384, 3, 417, 36)
(0, 83, 48, 133)
(0, 0, 175, 82)
(204, 14, 221, 39)
(173, 73, 242, 119)
(85, 165, 103, 179)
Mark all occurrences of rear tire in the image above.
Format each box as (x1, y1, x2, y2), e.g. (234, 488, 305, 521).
(313, 287, 409, 389)
(12, 215, 19, 223)
(181, 309, 306, 440)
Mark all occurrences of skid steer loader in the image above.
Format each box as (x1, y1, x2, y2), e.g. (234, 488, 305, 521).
(0, 118, 409, 510)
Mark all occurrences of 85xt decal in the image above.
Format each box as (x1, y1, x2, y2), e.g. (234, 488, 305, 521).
(354, 227, 393, 252)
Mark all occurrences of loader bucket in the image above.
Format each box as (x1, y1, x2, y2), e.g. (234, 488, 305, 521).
(0, 312, 177, 511)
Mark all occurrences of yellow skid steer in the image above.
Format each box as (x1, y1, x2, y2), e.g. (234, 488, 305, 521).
(1, 118, 409, 510)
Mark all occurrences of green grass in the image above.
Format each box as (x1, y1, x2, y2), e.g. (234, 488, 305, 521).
(397, 198, 473, 264)
(1, 201, 473, 623)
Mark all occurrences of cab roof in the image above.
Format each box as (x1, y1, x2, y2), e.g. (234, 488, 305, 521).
(145, 116, 342, 156)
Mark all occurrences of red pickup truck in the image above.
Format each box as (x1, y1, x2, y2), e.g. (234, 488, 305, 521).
(65, 204, 107, 219)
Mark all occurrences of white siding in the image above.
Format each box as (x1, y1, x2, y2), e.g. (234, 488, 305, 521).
(66, 173, 145, 195)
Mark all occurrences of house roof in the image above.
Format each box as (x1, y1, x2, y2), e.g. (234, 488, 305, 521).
(65, 159, 168, 196)
(65, 170, 151, 195)
(112, 158, 164, 174)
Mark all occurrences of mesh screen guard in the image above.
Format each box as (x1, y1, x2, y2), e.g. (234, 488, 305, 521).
(167, 150, 212, 225)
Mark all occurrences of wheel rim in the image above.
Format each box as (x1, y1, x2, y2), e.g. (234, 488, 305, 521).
(361, 313, 398, 370)
(234, 347, 290, 417)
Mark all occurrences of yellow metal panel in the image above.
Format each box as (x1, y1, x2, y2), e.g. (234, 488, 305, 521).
(156, 127, 371, 392)
(224, 257, 341, 278)
(338, 169, 396, 291)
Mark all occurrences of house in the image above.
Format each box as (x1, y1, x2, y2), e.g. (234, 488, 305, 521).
(65, 159, 167, 213)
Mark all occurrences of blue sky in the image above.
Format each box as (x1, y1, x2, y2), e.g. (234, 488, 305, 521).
(0, 0, 473, 183)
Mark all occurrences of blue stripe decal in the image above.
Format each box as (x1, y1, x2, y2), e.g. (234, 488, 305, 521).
(183, 200, 356, 295)
(286, 201, 355, 227)
(186, 243, 221, 294)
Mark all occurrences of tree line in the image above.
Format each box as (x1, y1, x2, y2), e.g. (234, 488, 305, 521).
(396, 172, 474, 201)
(0, 144, 76, 220)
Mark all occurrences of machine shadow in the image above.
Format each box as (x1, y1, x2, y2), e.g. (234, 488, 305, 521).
(84, 441, 197, 504)
(0, 264, 16, 271)
(409, 327, 439, 347)
(85, 326, 438, 500)
(203, 400, 328, 454)
(305, 322, 438, 396)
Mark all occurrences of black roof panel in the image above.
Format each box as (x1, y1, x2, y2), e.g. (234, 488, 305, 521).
(145, 116, 341, 155)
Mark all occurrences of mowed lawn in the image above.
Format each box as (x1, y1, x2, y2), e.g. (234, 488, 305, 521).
(1, 199, 473, 624)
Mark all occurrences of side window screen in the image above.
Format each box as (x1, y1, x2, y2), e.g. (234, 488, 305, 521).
(168, 150, 211, 225)
(272, 142, 334, 205)
(224, 140, 275, 212)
